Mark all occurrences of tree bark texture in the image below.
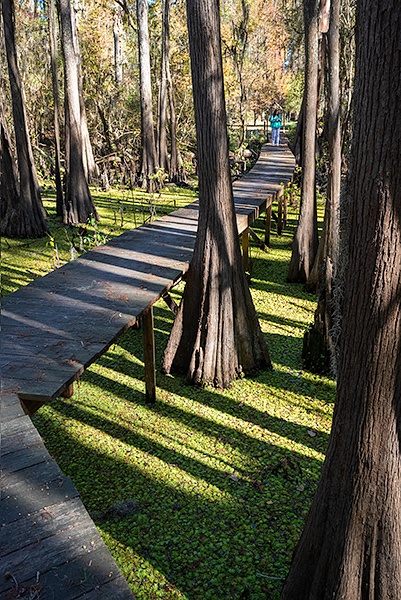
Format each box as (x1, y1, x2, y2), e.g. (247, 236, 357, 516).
(48, 0, 63, 217)
(58, 0, 98, 224)
(166, 25, 185, 183)
(136, 0, 158, 190)
(162, 0, 271, 388)
(303, 0, 341, 374)
(1, 0, 48, 238)
(0, 94, 19, 219)
(113, 2, 124, 87)
(157, 0, 170, 174)
(280, 1, 401, 598)
(287, 0, 319, 283)
(71, 0, 98, 183)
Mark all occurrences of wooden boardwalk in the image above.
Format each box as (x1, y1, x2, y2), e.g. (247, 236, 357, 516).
(0, 141, 295, 599)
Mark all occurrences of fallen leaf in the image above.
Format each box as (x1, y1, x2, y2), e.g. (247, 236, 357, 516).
(307, 430, 316, 437)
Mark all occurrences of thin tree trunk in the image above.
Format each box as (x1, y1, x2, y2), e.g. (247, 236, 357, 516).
(157, 0, 169, 174)
(1, 0, 48, 238)
(287, 0, 319, 283)
(136, 0, 158, 190)
(58, 0, 98, 224)
(167, 60, 184, 182)
(48, 0, 63, 217)
(165, 1, 184, 183)
(280, 1, 401, 597)
(303, 0, 341, 375)
(113, 2, 124, 87)
(162, 0, 271, 387)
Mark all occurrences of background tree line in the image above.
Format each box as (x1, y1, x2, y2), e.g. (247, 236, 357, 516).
(0, 0, 291, 237)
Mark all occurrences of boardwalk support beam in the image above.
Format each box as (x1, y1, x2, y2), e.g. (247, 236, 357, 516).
(242, 228, 249, 272)
(142, 306, 156, 403)
(162, 291, 179, 315)
(248, 226, 269, 252)
(265, 203, 272, 247)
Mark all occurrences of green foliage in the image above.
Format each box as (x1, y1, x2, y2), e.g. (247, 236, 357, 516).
(9, 189, 337, 599)
(0, 186, 197, 297)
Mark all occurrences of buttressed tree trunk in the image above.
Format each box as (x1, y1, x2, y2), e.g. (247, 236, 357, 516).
(280, 1, 401, 598)
(1, 0, 48, 238)
(136, 0, 158, 191)
(287, 0, 319, 283)
(58, 0, 98, 224)
(162, 0, 271, 388)
(302, 0, 341, 374)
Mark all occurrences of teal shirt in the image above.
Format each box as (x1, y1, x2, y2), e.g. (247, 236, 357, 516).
(270, 115, 282, 129)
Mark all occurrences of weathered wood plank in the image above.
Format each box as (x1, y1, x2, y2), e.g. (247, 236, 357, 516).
(1, 400, 25, 422)
(1, 460, 63, 498)
(1, 475, 79, 526)
(0, 516, 107, 592)
(2, 496, 91, 556)
(0, 414, 34, 438)
(1, 546, 135, 600)
(1, 441, 52, 474)
(1, 421, 40, 457)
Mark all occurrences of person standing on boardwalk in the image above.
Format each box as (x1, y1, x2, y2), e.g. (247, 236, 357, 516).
(270, 109, 282, 145)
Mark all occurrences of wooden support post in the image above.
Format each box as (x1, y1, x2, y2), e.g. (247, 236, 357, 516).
(265, 202, 272, 247)
(242, 227, 249, 271)
(277, 190, 283, 237)
(284, 192, 288, 226)
(162, 291, 179, 315)
(248, 226, 269, 252)
(61, 382, 74, 398)
(142, 306, 156, 403)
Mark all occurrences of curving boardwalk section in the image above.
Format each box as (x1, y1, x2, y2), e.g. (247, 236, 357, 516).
(0, 141, 295, 599)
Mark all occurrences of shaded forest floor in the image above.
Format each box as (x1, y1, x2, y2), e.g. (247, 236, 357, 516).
(2, 183, 335, 599)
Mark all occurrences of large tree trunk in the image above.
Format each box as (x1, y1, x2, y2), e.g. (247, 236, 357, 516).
(71, 0, 98, 183)
(136, 0, 158, 191)
(303, 0, 341, 374)
(280, 1, 401, 597)
(287, 0, 319, 283)
(0, 94, 19, 219)
(1, 0, 48, 238)
(162, 0, 271, 388)
(58, 0, 98, 224)
(48, 0, 63, 217)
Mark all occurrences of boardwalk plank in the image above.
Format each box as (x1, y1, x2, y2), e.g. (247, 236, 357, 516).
(1, 475, 79, 525)
(0, 516, 110, 593)
(1, 546, 134, 600)
(1, 441, 52, 474)
(1, 460, 63, 498)
(0, 414, 34, 438)
(2, 497, 93, 556)
(1, 422, 41, 457)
